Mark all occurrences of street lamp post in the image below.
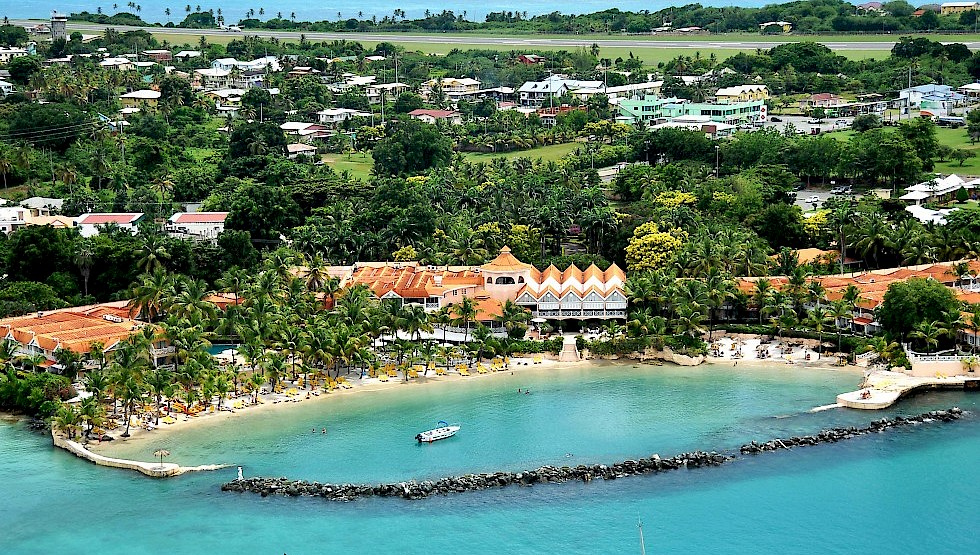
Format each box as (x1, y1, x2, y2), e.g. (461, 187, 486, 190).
(714, 145, 720, 178)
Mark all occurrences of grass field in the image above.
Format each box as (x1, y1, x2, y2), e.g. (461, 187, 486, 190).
(463, 142, 581, 163)
(824, 123, 980, 175)
(321, 152, 373, 180)
(152, 30, 891, 63)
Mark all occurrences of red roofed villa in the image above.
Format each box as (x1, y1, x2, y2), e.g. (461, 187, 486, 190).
(167, 212, 229, 240)
(76, 213, 145, 237)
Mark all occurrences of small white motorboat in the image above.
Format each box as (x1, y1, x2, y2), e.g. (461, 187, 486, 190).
(416, 421, 460, 443)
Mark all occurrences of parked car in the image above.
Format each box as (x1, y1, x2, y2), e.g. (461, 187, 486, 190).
(807, 119, 822, 124)
(770, 116, 783, 122)
(806, 195, 820, 204)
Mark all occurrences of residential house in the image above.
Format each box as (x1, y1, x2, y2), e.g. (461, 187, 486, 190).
(408, 109, 463, 125)
(316, 108, 372, 127)
(287, 66, 320, 78)
(714, 84, 769, 103)
(799, 93, 845, 110)
(119, 89, 161, 109)
(517, 54, 546, 65)
(856, 2, 885, 12)
(569, 81, 664, 101)
(76, 213, 144, 237)
(536, 106, 582, 127)
(421, 77, 482, 102)
(211, 56, 280, 72)
(286, 143, 319, 159)
(167, 212, 228, 240)
(0, 206, 28, 234)
(194, 68, 230, 90)
(142, 49, 173, 62)
(958, 82, 980, 97)
(518, 75, 602, 106)
(0, 80, 14, 97)
(759, 21, 793, 32)
(99, 57, 134, 71)
(174, 50, 202, 60)
(366, 82, 409, 104)
(280, 122, 332, 141)
(20, 197, 64, 217)
(25, 215, 75, 230)
(941, 1, 978, 14)
(0, 47, 28, 63)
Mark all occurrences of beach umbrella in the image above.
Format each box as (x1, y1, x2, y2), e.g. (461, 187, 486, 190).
(153, 449, 171, 468)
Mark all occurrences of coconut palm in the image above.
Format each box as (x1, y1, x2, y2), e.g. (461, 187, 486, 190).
(53, 404, 83, 440)
(451, 297, 478, 344)
(807, 305, 830, 355)
(144, 367, 174, 425)
(827, 299, 853, 353)
(129, 269, 173, 322)
(909, 320, 942, 353)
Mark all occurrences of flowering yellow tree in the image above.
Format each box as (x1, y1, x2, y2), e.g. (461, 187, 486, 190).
(654, 190, 697, 209)
(625, 222, 685, 271)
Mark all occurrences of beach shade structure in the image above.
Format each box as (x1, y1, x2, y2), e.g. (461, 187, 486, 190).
(153, 449, 171, 469)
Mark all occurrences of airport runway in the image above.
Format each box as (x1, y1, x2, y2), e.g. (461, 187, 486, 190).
(14, 19, 980, 50)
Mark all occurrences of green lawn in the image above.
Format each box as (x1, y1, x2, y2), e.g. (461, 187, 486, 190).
(322, 151, 373, 180)
(825, 122, 980, 175)
(463, 142, 581, 163)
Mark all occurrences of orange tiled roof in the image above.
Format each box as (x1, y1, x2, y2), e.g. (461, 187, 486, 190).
(482, 247, 532, 272)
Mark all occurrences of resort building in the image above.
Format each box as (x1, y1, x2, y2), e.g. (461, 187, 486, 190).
(166, 212, 228, 240)
(334, 247, 627, 323)
(899, 84, 966, 112)
(569, 81, 665, 102)
(0, 302, 172, 369)
(76, 213, 145, 238)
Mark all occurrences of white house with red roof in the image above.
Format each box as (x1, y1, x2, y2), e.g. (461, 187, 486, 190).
(167, 212, 229, 240)
(76, 213, 144, 237)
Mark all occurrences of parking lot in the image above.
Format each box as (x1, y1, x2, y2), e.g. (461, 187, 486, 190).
(761, 115, 855, 135)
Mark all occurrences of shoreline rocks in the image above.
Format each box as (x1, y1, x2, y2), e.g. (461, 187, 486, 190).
(221, 408, 964, 502)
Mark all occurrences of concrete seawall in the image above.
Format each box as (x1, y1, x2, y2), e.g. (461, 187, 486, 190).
(838, 371, 980, 410)
(52, 431, 226, 477)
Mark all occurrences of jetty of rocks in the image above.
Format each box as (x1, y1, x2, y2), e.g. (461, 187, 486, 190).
(222, 408, 963, 502)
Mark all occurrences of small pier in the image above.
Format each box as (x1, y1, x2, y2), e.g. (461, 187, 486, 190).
(837, 370, 980, 410)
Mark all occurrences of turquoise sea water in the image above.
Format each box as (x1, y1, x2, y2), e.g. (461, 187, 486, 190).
(3, 363, 980, 554)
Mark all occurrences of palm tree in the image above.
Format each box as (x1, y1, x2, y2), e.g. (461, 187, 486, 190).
(807, 305, 830, 356)
(452, 297, 478, 344)
(128, 269, 173, 322)
(144, 368, 174, 425)
(909, 320, 942, 353)
(52, 404, 83, 440)
(703, 267, 734, 340)
(827, 300, 853, 353)
(78, 396, 105, 436)
(752, 279, 773, 324)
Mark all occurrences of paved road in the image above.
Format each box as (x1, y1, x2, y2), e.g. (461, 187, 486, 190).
(15, 19, 980, 50)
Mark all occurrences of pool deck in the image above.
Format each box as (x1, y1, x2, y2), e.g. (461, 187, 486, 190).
(837, 370, 980, 410)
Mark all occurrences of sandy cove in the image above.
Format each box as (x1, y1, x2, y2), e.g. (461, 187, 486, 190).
(86, 356, 573, 451)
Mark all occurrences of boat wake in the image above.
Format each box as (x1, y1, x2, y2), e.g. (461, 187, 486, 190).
(809, 403, 843, 413)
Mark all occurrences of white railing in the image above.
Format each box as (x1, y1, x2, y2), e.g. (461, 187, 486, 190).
(151, 346, 176, 357)
(856, 351, 876, 360)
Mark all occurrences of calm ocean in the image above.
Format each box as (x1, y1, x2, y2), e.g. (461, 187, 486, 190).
(7, 0, 767, 27)
(3, 363, 978, 554)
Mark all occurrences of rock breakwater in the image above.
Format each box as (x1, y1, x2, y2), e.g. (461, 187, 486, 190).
(222, 451, 732, 501)
(739, 408, 963, 454)
(221, 408, 964, 502)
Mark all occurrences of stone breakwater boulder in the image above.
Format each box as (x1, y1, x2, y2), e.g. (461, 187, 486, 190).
(220, 408, 965, 502)
(739, 408, 963, 455)
(221, 451, 733, 502)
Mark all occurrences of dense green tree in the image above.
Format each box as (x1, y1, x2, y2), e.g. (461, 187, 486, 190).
(878, 278, 960, 338)
(371, 119, 453, 176)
